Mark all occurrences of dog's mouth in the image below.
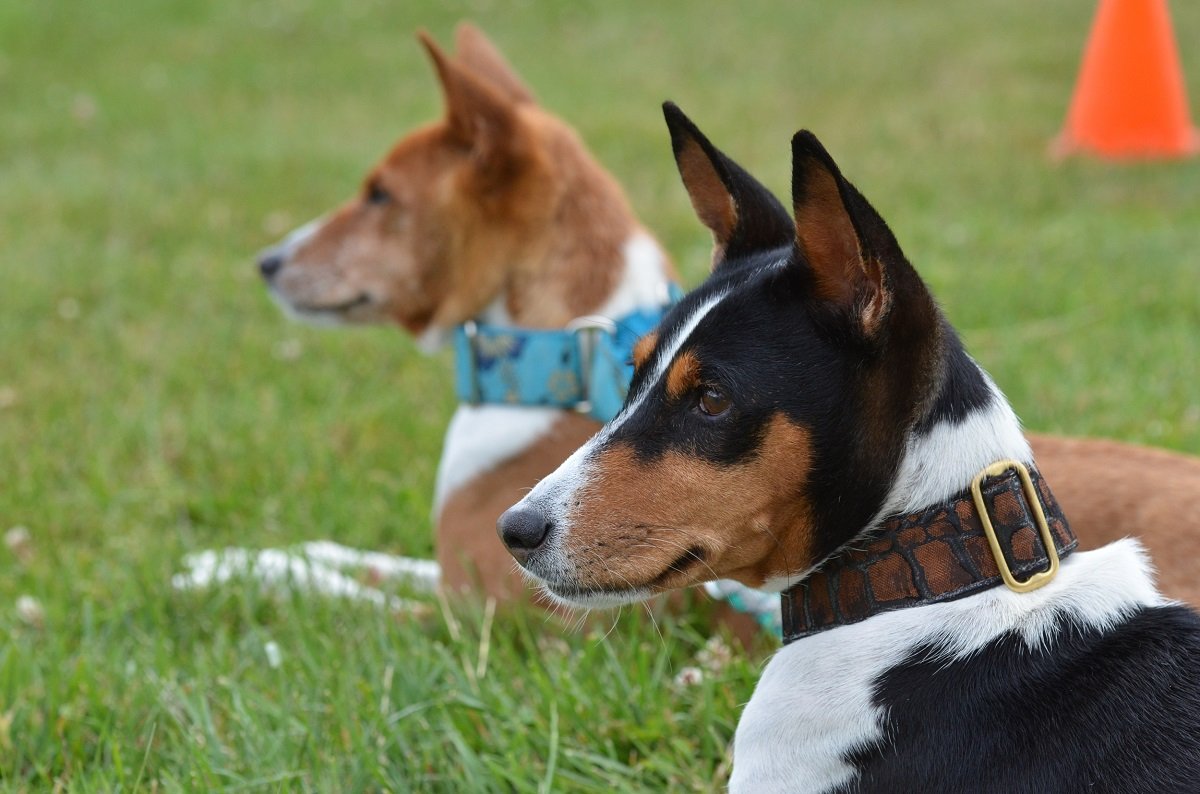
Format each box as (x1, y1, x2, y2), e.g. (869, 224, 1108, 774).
(290, 294, 373, 315)
(531, 544, 710, 609)
(270, 290, 376, 326)
(648, 545, 709, 588)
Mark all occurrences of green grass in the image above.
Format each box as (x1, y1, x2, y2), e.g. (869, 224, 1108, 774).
(1, 0, 1198, 789)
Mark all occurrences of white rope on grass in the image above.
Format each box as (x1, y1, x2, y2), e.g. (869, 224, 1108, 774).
(171, 542, 439, 611)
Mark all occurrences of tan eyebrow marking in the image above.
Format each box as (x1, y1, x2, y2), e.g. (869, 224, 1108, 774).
(631, 332, 659, 372)
(666, 349, 702, 400)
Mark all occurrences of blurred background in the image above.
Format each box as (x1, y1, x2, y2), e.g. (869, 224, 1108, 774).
(1, 0, 1198, 789)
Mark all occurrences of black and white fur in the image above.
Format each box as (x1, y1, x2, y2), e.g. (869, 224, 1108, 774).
(499, 104, 1200, 792)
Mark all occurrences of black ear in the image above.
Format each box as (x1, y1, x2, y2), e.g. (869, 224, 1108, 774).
(663, 102, 794, 268)
(791, 131, 901, 336)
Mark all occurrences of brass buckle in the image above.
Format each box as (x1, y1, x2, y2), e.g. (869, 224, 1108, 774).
(970, 459, 1060, 594)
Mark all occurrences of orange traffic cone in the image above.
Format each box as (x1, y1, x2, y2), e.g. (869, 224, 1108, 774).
(1054, 0, 1199, 159)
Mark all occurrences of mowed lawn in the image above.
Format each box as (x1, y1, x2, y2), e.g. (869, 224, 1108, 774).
(2, 0, 1199, 790)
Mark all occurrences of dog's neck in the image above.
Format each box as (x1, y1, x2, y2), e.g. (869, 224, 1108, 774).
(433, 222, 672, 516)
(884, 363, 1033, 519)
(763, 335, 1034, 593)
(479, 231, 673, 330)
(780, 462, 1078, 641)
(490, 122, 675, 330)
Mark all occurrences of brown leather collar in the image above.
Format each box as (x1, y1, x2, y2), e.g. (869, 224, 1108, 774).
(780, 463, 1077, 644)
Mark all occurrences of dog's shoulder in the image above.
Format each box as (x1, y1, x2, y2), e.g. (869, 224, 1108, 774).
(848, 602, 1200, 793)
(732, 541, 1200, 794)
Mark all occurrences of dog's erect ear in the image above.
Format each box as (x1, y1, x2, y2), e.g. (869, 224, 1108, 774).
(663, 102, 793, 268)
(791, 131, 898, 336)
(419, 30, 525, 180)
(453, 23, 536, 105)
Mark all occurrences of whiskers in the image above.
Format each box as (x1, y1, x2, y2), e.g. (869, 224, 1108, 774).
(627, 527, 723, 584)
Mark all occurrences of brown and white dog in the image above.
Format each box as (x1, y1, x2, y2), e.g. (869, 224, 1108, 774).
(258, 25, 674, 606)
(257, 25, 1200, 612)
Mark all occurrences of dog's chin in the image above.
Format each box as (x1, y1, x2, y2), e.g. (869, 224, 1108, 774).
(271, 291, 375, 327)
(517, 568, 652, 610)
(541, 585, 652, 610)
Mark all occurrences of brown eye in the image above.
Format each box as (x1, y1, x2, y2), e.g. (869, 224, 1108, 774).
(365, 179, 391, 206)
(698, 386, 731, 417)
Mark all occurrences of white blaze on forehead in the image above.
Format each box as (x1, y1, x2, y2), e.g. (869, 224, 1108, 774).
(604, 288, 729, 437)
(517, 289, 729, 517)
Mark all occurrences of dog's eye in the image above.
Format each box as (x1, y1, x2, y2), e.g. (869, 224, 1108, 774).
(698, 386, 731, 417)
(365, 180, 392, 206)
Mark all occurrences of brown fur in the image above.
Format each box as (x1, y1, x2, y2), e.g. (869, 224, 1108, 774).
(631, 332, 658, 372)
(266, 25, 1199, 618)
(665, 349, 701, 399)
(792, 150, 889, 334)
(566, 416, 815, 592)
(1033, 436, 1200, 604)
(262, 26, 686, 609)
(675, 137, 737, 261)
(267, 28, 666, 334)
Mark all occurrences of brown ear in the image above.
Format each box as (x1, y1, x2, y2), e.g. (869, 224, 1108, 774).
(791, 131, 889, 334)
(453, 23, 536, 105)
(418, 30, 524, 179)
(663, 102, 794, 268)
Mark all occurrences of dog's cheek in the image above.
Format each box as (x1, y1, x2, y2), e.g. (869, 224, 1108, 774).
(565, 417, 818, 586)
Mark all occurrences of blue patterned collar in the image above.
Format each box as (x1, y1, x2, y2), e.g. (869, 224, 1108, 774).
(452, 285, 683, 422)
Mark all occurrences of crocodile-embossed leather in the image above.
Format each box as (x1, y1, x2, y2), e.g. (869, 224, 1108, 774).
(780, 466, 1077, 644)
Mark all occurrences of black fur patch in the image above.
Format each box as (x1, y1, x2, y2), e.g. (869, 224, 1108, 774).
(913, 318, 995, 433)
(842, 605, 1200, 793)
(613, 119, 992, 564)
(663, 102, 795, 261)
(612, 249, 901, 562)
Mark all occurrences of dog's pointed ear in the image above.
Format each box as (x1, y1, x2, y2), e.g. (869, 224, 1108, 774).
(453, 23, 536, 105)
(791, 131, 896, 336)
(663, 102, 793, 268)
(419, 30, 525, 182)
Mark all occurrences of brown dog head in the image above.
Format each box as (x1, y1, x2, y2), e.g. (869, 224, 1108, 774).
(257, 25, 634, 339)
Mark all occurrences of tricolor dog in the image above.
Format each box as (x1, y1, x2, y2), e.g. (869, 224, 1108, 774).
(256, 24, 1200, 617)
(499, 104, 1200, 791)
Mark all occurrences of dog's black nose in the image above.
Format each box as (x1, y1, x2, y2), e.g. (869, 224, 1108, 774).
(258, 251, 284, 280)
(497, 505, 553, 562)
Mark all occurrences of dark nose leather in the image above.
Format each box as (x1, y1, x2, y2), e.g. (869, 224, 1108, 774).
(258, 251, 284, 280)
(497, 505, 553, 563)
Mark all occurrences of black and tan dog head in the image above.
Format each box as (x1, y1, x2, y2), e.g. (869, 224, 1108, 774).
(497, 104, 948, 607)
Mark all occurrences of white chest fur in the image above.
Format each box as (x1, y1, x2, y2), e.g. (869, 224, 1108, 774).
(433, 232, 671, 515)
(729, 540, 1162, 793)
(433, 404, 563, 516)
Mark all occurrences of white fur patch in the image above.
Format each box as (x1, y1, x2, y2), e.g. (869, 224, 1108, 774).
(415, 326, 450, 354)
(272, 215, 325, 258)
(433, 404, 563, 517)
(730, 539, 1162, 793)
(592, 232, 673, 320)
(885, 368, 1033, 516)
